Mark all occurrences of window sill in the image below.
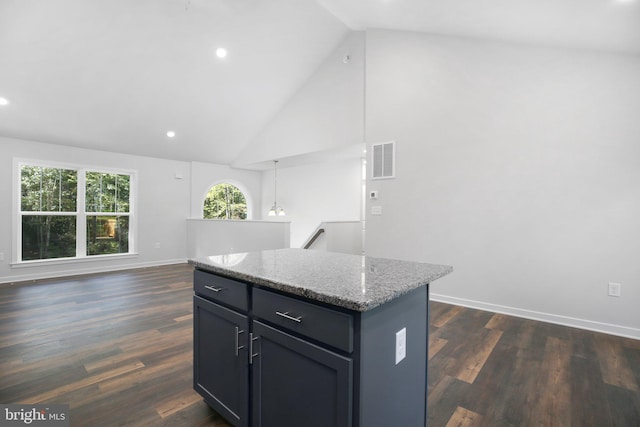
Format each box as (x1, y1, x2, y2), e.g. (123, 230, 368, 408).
(10, 253, 139, 269)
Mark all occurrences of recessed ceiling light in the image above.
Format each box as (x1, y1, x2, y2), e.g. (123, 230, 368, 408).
(215, 47, 227, 59)
(166, 131, 176, 138)
(0, 97, 9, 106)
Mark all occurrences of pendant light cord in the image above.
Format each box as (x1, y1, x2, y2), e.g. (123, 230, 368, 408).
(274, 160, 278, 208)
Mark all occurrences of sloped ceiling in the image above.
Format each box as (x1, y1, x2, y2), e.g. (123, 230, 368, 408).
(1, 0, 638, 165)
(0, 0, 349, 164)
(318, 0, 640, 54)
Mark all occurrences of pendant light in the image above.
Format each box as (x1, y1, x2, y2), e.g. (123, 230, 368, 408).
(268, 160, 285, 216)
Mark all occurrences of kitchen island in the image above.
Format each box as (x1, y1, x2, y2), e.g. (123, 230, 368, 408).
(190, 248, 452, 427)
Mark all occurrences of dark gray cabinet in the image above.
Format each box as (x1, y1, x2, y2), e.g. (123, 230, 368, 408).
(194, 268, 430, 427)
(252, 287, 353, 353)
(251, 320, 352, 427)
(193, 296, 249, 426)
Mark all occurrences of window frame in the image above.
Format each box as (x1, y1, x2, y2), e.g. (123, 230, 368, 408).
(12, 158, 137, 265)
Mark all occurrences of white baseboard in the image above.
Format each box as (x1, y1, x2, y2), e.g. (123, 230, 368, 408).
(0, 258, 189, 285)
(430, 293, 640, 341)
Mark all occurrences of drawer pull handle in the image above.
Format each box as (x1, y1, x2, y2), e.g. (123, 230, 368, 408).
(249, 333, 259, 365)
(275, 311, 302, 323)
(204, 285, 225, 293)
(235, 327, 245, 357)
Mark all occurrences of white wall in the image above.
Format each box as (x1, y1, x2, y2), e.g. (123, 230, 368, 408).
(232, 30, 365, 252)
(262, 159, 362, 248)
(190, 161, 262, 219)
(0, 137, 191, 283)
(233, 31, 365, 167)
(187, 219, 289, 258)
(305, 221, 363, 255)
(364, 30, 640, 338)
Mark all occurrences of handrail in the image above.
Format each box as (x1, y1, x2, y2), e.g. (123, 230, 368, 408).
(303, 228, 325, 249)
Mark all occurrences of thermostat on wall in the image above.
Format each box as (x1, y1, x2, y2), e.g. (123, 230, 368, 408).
(369, 190, 379, 199)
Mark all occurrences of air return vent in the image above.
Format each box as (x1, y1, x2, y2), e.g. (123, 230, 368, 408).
(371, 141, 395, 179)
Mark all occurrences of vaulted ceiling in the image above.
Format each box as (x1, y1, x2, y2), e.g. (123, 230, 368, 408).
(318, 0, 640, 53)
(1, 0, 638, 165)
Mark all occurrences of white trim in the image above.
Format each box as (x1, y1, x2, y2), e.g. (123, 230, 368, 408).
(84, 212, 131, 216)
(186, 218, 290, 223)
(77, 169, 87, 257)
(12, 159, 20, 264)
(18, 211, 77, 216)
(10, 252, 140, 268)
(0, 259, 188, 285)
(129, 171, 138, 256)
(430, 293, 640, 340)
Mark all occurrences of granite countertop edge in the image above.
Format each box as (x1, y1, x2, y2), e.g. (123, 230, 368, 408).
(189, 259, 453, 312)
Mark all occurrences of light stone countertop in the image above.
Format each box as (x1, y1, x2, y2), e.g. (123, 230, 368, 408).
(190, 248, 453, 312)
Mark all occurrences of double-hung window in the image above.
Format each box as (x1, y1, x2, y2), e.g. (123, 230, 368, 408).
(17, 160, 135, 263)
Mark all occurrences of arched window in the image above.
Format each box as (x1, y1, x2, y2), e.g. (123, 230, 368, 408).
(203, 183, 247, 220)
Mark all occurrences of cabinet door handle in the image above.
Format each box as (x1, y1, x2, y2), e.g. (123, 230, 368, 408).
(235, 327, 245, 357)
(249, 333, 259, 365)
(204, 285, 225, 292)
(275, 311, 302, 323)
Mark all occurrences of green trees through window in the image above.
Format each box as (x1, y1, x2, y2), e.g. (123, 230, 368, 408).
(21, 166, 78, 260)
(19, 164, 133, 261)
(203, 184, 247, 220)
(85, 172, 131, 256)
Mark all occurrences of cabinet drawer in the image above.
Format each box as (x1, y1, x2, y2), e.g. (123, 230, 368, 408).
(253, 288, 354, 353)
(194, 270, 248, 312)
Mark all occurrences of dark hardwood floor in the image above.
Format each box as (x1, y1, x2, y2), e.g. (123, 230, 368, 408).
(1, 264, 638, 426)
(428, 302, 640, 427)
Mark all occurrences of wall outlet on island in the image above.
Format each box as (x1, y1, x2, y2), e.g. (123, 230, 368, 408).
(395, 328, 406, 365)
(608, 282, 621, 297)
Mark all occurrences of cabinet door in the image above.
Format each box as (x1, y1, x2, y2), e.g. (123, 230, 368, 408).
(251, 321, 352, 427)
(194, 296, 249, 427)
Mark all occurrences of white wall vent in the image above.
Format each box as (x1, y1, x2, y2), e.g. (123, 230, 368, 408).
(371, 141, 395, 180)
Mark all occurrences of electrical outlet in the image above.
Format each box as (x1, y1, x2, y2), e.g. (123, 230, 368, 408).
(154, 242, 161, 249)
(608, 282, 621, 297)
(371, 205, 382, 215)
(0, 252, 4, 261)
(395, 328, 406, 365)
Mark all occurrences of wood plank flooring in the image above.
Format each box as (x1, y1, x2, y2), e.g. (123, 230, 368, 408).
(0, 264, 226, 426)
(1, 264, 639, 426)
(428, 302, 640, 426)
